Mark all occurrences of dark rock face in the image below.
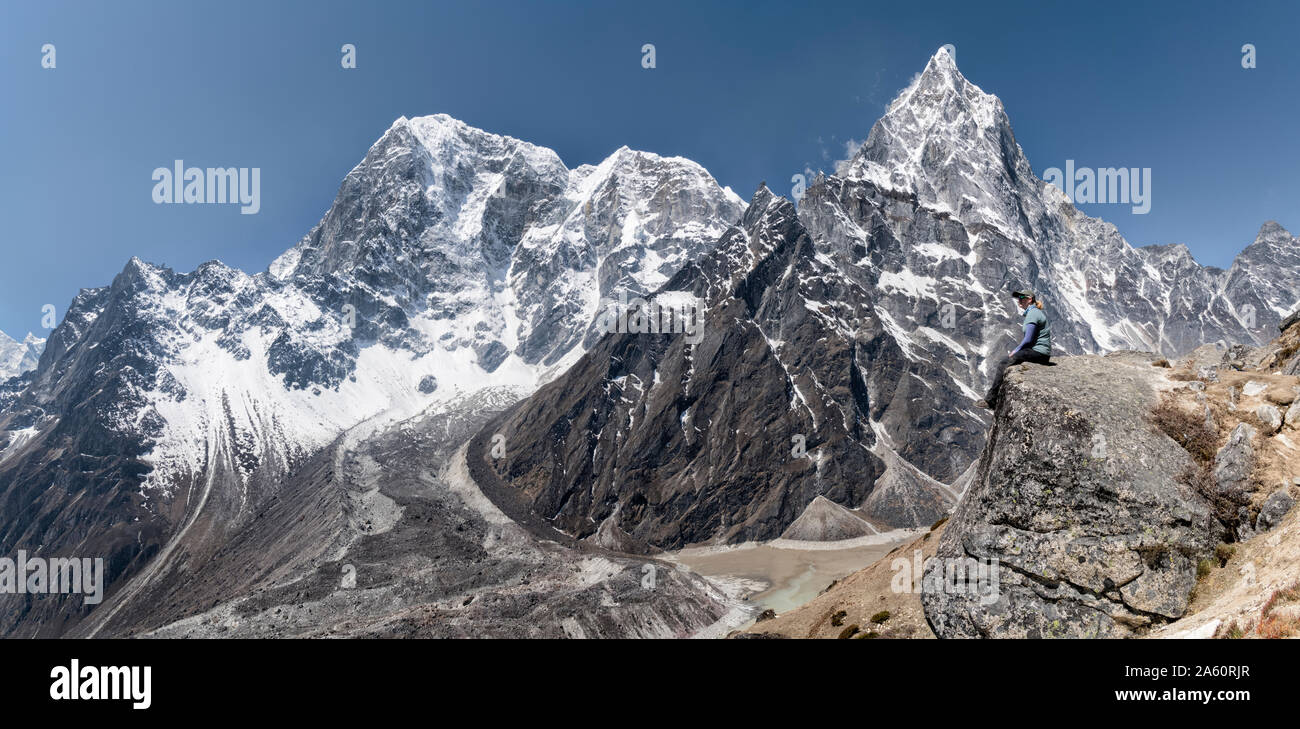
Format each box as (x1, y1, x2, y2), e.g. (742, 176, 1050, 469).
(922, 354, 1216, 638)
(484, 189, 890, 548)
(477, 48, 1300, 550)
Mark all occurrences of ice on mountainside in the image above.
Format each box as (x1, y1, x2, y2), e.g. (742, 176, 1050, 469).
(1, 113, 743, 498)
(480, 48, 1300, 546)
(0, 330, 45, 382)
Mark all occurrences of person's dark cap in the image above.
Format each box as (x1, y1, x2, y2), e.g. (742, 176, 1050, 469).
(1011, 288, 1034, 299)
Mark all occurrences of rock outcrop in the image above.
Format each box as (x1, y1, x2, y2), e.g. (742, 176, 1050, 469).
(923, 354, 1218, 637)
(926, 312, 1300, 638)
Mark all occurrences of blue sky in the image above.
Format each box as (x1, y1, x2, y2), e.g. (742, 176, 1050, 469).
(2, 0, 1297, 336)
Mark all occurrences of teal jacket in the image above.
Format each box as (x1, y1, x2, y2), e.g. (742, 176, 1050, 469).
(1015, 306, 1051, 356)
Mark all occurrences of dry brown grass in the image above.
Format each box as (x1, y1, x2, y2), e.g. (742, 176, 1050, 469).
(1213, 619, 1253, 639)
(1257, 580, 1300, 639)
(1150, 393, 1219, 463)
(1150, 393, 1249, 537)
(1212, 579, 1300, 638)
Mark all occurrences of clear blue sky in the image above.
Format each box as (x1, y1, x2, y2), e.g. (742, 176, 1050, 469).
(2, 0, 1297, 336)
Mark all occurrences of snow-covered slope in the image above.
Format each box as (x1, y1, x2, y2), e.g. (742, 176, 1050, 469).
(0, 115, 743, 636)
(801, 47, 1300, 480)
(0, 330, 44, 382)
(1, 51, 1295, 632)
(839, 47, 1300, 360)
(1, 114, 742, 497)
(483, 48, 1300, 548)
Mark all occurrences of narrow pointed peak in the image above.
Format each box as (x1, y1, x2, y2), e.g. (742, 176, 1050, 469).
(1256, 220, 1292, 239)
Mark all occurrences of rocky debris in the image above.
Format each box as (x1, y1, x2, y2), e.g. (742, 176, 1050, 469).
(1182, 345, 1228, 372)
(861, 438, 959, 528)
(1095, 322, 1300, 638)
(779, 496, 877, 542)
(1258, 308, 1300, 375)
(417, 375, 438, 394)
(137, 391, 731, 639)
(480, 188, 891, 548)
(1256, 490, 1295, 532)
(1257, 404, 1282, 432)
(1286, 403, 1300, 430)
(1214, 423, 1257, 495)
(1223, 344, 1254, 370)
(922, 355, 1217, 638)
(585, 506, 655, 555)
(1149, 476, 1300, 640)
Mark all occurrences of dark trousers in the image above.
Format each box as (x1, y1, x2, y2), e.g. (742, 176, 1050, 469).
(984, 349, 1050, 405)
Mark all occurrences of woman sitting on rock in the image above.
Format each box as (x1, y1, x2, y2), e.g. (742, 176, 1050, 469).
(980, 288, 1052, 409)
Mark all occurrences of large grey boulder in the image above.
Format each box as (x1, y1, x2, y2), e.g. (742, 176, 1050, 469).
(922, 354, 1216, 638)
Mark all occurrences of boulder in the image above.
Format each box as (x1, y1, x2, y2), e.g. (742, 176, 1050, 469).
(1257, 404, 1282, 433)
(922, 355, 1215, 638)
(1255, 490, 1295, 532)
(1286, 402, 1300, 430)
(1214, 423, 1256, 494)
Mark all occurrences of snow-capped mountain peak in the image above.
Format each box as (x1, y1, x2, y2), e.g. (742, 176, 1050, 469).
(842, 48, 1039, 241)
(1, 113, 743, 504)
(483, 50, 1300, 551)
(0, 330, 45, 382)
